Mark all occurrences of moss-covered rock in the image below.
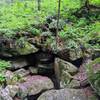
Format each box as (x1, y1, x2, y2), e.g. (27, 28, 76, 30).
(15, 37, 38, 55)
(55, 58, 78, 88)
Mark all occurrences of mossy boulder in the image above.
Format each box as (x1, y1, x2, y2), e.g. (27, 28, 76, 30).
(52, 39, 83, 61)
(55, 58, 78, 88)
(15, 38, 38, 55)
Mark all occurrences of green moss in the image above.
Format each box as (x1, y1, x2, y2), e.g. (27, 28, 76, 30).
(15, 37, 38, 55)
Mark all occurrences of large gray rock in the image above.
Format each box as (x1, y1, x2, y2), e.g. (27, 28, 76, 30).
(14, 68, 30, 77)
(69, 48, 83, 61)
(0, 75, 54, 99)
(0, 37, 38, 57)
(18, 75, 54, 98)
(55, 40, 83, 61)
(56, 58, 78, 74)
(5, 70, 27, 85)
(0, 52, 12, 57)
(0, 85, 19, 100)
(68, 79, 80, 88)
(57, 47, 83, 61)
(55, 58, 78, 88)
(5, 85, 19, 97)
(10, 58, 28, 70)
(5, 70, 14, 85)
(0, 87, 13, 100)
(29, 67, 38, 74)
(44, 37, 83, 61)
(38, 88, 87, 100)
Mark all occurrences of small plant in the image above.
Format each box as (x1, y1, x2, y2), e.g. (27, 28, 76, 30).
(0, 60, 11, 85)
(0, 74, 6, 84)
(28, 27, 41, 36)
(0, 60, 11, 71)
(0, 29, 16, 39)
(8, 74, 26, 85)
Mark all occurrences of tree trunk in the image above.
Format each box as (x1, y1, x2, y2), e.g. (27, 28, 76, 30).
(37, 0, 41, 11)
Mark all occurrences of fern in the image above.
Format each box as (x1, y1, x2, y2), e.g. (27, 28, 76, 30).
(86, 58, 100, 96)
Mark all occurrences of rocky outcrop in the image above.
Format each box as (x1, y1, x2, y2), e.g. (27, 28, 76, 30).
(0, 75, 54, 100)
(10, 58, 28, 70)
(6, 85, 19, 97)
(56, 58, 78, 74)
(0, 37, 38, 57)
(56, 40, 83, 61)
(0, 86, 17, 100)
(17, 75, 54, 99)
(38, 88, 87, 100)
(14, 68, 30, 77)
(15, 38, 38, 55)
(55, 58, 78, 88)
(0, 11, 99, 100)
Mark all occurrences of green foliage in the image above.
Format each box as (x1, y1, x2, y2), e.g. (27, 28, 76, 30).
(12, 74, 24, 83)
(0, 0, 99, 28)
(59, 28, 78, 40)
(86, 58, 100, 96)
(59, 16, 100, 49)
(49, 19, 66, 30)
(28, 27, 41, 36)
(0, 60, 11, 84)
(0, 60, 11, 71)
(0, 74, 6, 84)
(90, 0, 100, 6)
(0, 29, 16, 38)
(0, 0, 99, 49)
(0, 0, 82, 30)
(0, 1, 34, 30)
